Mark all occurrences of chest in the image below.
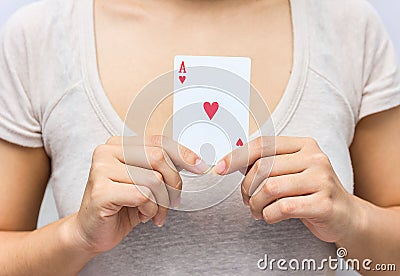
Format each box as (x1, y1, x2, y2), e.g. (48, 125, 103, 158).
(93, 1, 293, 135)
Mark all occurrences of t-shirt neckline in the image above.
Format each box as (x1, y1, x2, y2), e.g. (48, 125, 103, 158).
(79, 0, 309, 137)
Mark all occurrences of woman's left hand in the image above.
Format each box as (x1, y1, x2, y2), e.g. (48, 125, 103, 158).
(214, 136, 361, 243)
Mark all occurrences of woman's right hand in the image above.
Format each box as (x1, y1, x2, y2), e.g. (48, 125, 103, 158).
(68, 135, 209, 254)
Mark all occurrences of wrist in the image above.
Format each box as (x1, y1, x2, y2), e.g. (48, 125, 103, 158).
(336, 194, 370, 248)
(60, 213, 99, 259)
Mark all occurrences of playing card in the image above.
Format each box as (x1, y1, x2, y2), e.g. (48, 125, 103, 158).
(173, 55, 251, 165)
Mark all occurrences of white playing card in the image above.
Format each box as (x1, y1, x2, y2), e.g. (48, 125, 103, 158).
(173, 55, 251, 165)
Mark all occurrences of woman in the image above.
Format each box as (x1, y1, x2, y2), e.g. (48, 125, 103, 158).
(0, 0, 399, 275)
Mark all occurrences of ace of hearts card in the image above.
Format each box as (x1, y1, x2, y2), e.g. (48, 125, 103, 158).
(173, 55, 251, 166)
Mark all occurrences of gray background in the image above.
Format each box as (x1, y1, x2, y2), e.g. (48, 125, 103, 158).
(1, 1, 399, 275)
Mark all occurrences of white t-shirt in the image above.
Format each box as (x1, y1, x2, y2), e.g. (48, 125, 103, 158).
(0, 0, 399, 275)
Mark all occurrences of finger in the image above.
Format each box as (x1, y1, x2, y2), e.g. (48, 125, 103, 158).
(141, 203, 168, 227)
(131, 168, 170, 202)
(111, 145, 182, 192)
(105, 139, 206, 208)
(106, 136, 124, 145)
(99, 158, 171, 226)
(96, 157, 135, 184)
(97, 157, 174, 208)
(130, 168, 172, 226)
(126, 207, 141, 226)
(108, 135, 210, 174)
(262, 193, 322, 224)
(134, 185, 158, 221)
(137, 185, 168, 227)
(109, 143, 205, 191)
(241, 151, 308, 200)
(138, 211, 150, 223)
(143, 135, 209, 174)
(128, 167, 178, 226)
(126, 146, 182, 208)
(98, 145, 181, 223)
(215, 136, 312, 175)
(104, 182, 158, 217)
(249, 172, 320, 220)
(106, 136, 148, 146)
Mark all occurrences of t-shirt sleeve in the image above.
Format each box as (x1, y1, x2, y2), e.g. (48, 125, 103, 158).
(0, 10, 43, 148)
(359, 3, 400, 121)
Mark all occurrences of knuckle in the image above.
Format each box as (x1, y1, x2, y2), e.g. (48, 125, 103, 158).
(149, 205, 158, 217)
(258, 160, 271, 179)
(306, 137, 318, 145)
(93, 144, 112, 159)
(154, 171, 164, 182)
(137, 191, 151, 204)
(248, 202, 255, 213)
(304, 137, 318, 149)
(252, 159, 261, 172)
(149, 148, 166, 164)
(319, 171, 333, 185)
(90, 146, 113, 175)
(153, 171, 164, 183)
(249, 204, 261, 219)
(150, 135, 165, 146)
(264, 180, 279, 197)
(90, 161, 108, 176)
(263, 156, 274, 168)
(262, 209, 272, 223)
(278, 200, 296, 216)
(135, 186, 152, 203)
(261, 181, 270, 194)
(134, 193, 149, 206)
(252, 159, 270, 180)
(148, 172, 165, 189)
(310, 152, 329, 165)
(179, 146, 197, 164)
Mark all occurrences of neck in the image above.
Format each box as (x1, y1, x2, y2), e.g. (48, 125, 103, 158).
(95, 0, 282, 21)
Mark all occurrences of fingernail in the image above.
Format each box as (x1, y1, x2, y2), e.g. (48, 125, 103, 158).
(195, 158, 209, 173)
(175, 181, 182, 189)
(155, 217, 166, 227)
(214, 160, 226, 175)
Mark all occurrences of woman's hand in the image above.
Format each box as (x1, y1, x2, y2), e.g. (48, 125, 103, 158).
(70, 135, 209, 254)
(214, 136, 360, 243)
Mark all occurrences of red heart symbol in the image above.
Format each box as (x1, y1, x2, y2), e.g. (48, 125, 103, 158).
(179, 76, 186, 84)
(203, 102, 219, 120)
(236, 138, 244, 147)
